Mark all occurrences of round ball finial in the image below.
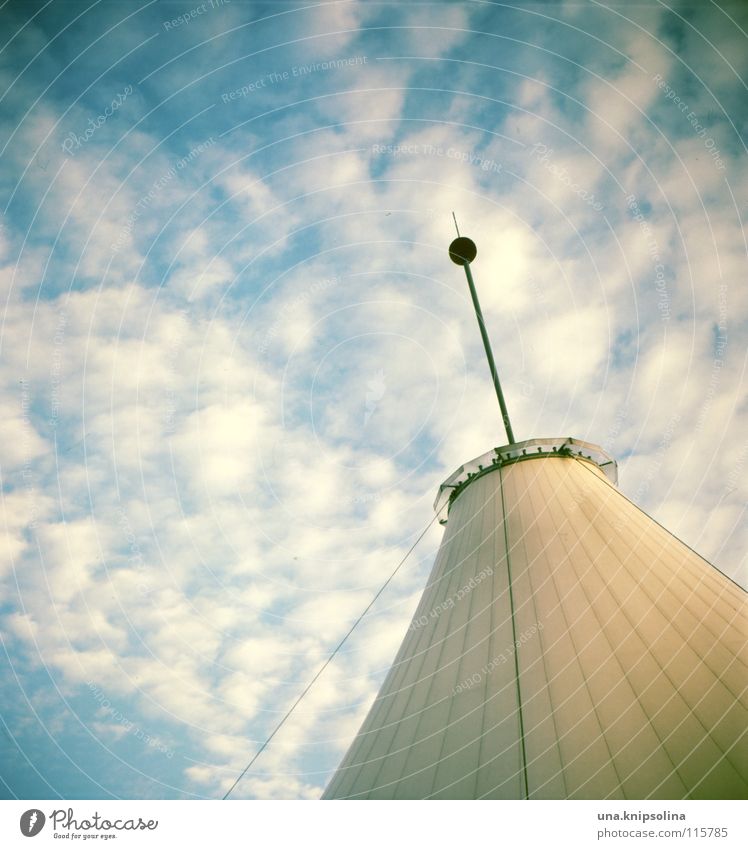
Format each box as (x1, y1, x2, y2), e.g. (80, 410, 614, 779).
(448, 236, 477, 265)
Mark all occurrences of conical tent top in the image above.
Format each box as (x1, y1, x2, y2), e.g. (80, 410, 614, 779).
(323, 439, 748, 799)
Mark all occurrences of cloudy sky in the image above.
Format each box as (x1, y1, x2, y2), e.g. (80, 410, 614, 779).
(0, 0, 746, 800)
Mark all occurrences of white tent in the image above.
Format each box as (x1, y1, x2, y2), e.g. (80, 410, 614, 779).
(323, 438, 748, 799)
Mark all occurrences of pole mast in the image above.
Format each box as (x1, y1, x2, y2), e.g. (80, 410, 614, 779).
(448, 220, 516, 445)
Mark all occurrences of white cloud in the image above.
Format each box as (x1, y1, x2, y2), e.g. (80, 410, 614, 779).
(172, 400, 266, 497)
(0, 0, 745, 803)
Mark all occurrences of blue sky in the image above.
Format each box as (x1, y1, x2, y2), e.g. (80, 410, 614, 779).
(0, 0, 746, 800)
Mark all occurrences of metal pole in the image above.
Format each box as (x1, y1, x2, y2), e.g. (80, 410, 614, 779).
(461, 260, 516, 445)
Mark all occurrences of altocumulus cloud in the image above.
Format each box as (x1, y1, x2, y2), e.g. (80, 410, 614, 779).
(0, 0, 745, 800)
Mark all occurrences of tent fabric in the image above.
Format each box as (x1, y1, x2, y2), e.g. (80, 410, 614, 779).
(322, 448, 748, 799)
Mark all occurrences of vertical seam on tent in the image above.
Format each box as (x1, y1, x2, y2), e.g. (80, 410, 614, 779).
(438, 478, 493, 796)
(499, 464, 530, 800)
(521, 456, 610, 798)
(575, 461, 748, 645)
(331, 512, 456, 797)
(365, 544, 460, 796)
(574, 458, 747, 595)
(521, 459, 570, 798)
(435, 471, 530, 799)
(424, 479, 489, 797)
(365, 496, 485, 796)
(368, 479, 484, 798)
(335, 579, 433, 796)
(688, 727, 748, 797)
(571, 458, 746, 794)
(528, 458, 626, 798)
(472, 476, 499, 799)
(575, 460, 748, 713)
(566, 475, 692, 797)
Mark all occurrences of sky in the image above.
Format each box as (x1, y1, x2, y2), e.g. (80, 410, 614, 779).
(0, 0, 746, 801)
